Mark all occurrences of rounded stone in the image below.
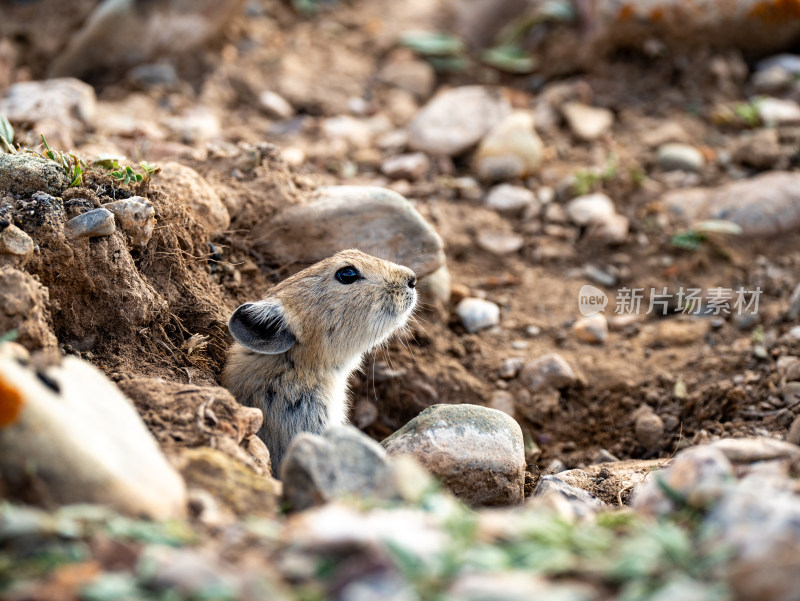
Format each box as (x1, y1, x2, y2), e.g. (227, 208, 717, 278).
(657, 143, 706, 173)
(64, 208, 116, 239)
(457, 297, 500, 333)
(572, 314, 609, 344)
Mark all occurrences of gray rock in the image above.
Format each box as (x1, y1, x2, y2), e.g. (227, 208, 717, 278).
(381, 152, 430, 180)
(757, 53, 800, 75)
(486, 184, 538, 215)
(519, 353, 578, 393)
(255, 186, 445, 278)
(632, 446, 734, 516)
(474, 111, 544, 181)
(572, 314, 608, 344)
(657, 143, 706, 173)
(757, 97, 800, 126)
(706, 437, 800, 463)
(0, 154, 70, 197)
(408, 86, 511, 156)
(664, 172, 800, 237)
(562, 102, 613, 141)
(732, 128, 783, 169)
(0, 348, 186, 519)
(634, 410, 665, 451)
(258, 90, 294, 120)
(534, 475, 607, 517)
(0, 78, 96, 138)
(457, 297, 500, 333)
(382, 404, 525, 506)
(377, 60, 436, 99)
(0, 224, 34, 258)
(64, 208, 116, 239)
(476, 231, 524, 255)
(281, 426, 396, 512)
(102, 197, 155, 247)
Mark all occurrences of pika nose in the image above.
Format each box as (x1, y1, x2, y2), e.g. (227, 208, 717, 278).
(407, 275, 417, 289)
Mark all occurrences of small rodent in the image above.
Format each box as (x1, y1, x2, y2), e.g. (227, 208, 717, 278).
(222, 249, 417, 473)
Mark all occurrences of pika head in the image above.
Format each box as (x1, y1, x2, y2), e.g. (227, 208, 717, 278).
(222, 249, 417, 474)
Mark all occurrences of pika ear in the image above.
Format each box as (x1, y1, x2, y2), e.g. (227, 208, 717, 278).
(228, 300, 296, 354)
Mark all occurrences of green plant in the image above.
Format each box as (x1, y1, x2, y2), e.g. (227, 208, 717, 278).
(0, 116, 14, 154)
(732, 98, 762, 128)
(109, 161, 160, 186)
(39, 135, 86, 188)
(670, 220, 742, 251)
(572, 156, 619, 195)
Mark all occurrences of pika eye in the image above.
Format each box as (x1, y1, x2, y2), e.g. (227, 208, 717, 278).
(335, 265, 361, 285)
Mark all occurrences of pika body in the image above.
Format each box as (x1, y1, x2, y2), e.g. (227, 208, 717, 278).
(223, 249, 417, 473)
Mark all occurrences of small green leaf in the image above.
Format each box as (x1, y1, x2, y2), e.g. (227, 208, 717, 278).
(400, 31, 465, 56)
(480, 45, 537, 73)
(0, 115, 14, 153)
(92, 155, 123, 170)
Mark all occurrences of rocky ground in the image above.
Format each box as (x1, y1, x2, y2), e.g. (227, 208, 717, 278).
(2, 0, 800, 600)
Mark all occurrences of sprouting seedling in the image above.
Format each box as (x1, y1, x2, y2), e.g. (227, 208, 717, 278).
(39, 135, 86, 187)
(0, 115, 15, 154)
(109, 161, 160, 186)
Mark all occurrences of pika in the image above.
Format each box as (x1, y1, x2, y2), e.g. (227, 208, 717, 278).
(222, 249, 417, 473)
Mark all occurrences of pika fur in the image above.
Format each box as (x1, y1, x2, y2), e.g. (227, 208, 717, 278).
(222, 249, 417, 473)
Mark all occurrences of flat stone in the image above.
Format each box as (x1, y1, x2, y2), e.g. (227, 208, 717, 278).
(657, 143, 706, 173)
(474, 111, 543, 181)
(566, 193, 617, 226)
(382, 404, 525, 506)
(0, 224, 33, 258)
(254, 186, 445, 278)
(102, 197, 155, 247)
(457, 297, 500, 332)
(381, 152, 430, 180)
(534, 475, 607, 517)
(486, 184, 538, 215)
(64, 208, 116, 239)
(663, 171, 800, 237)
(0, 349, 186, 519)
(707, 437, 800, 463)
(0, 154, 70, 197)
(408, 86, 511, 156)
(155, 162, 230, 235)
(562, 102, 613, 141)
(519, 353, 578, 393)
(757, 97, 800, 126)
(281, 426, 397, 512)
(476, 231, 524, 255)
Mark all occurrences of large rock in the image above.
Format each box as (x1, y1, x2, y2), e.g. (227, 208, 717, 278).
(0, 78, 96, 140)
(0, 349, 186, 519)
(0, 154, 70, 197)
(408, 86, 511, 156)
(254, 186, 445, 277)
(281, 425, 397, 511)
(664, 171, 800, 237)
(382, 404, 525, 506)
(154, 162, 230, 235)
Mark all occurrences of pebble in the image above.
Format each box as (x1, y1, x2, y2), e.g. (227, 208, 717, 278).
(787, 282, 800, 320)
(634, 409, 665, 451)
(751, 65, 794, 93)
(572, 314, 608, 344)
(663, 171, 800, 237)
(476, 231, 524, 255)
(641, 121, 690, 148)
(757, 97, 800, 126)
(64, 208, 116, 239)
(163, 107, 222, 144)
(156, 162, 230, 235)
(281, 426, 397, 511)
(533, 475, 607, 517)
(519, 353, 578, 393)
(102, 197, 155, 247)
(0, 348, 186, 519)
(757, 53, 800, 75)
(381, 152, 430, 180)
(322, 115, 373, 148)
(485, 184, 538, 215)
(707, 437, 800, 463)
(561, 102, 613, 141)
(499, 357, 524, 379)
(255, 186, 445, 278)
(489, 390, 516, 418)
(473, 111, 544, 181)
(0, 224, 34, 258)
(258, 90, 295, 120)
(407, 86, 511, 156)
(733, 128, 782, 169)
(0, 154, 70, 197)
(657, 143, 706, 173)
(584, 264, 616, 287)
(565, 193, 617, 226)
(377, 59, 435, 99)
(456, 297, 500, 333)
(382, 404, 525, 506)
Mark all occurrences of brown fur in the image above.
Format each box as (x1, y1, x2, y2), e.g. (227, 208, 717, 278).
(222, 249, 417, 474)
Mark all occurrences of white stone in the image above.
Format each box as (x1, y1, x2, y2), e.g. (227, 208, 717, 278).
(457, 298, 500, 333)
(474, 111, 543, 181)
(566, 193, 616, 225)
(658, 143, 706, 173)
(0, 350, 186, 519)
(486, 184, 537, 215)
(562, 102, 613, 141)
(258, 90, 294, 120)
(572, 314, 608, 344)
(758, 97, 800, 125)
(476, 231, 524, 255)
(0, 224, 34, 258)
(102, 197, 155, 247)
(0, 78, 96, 138)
